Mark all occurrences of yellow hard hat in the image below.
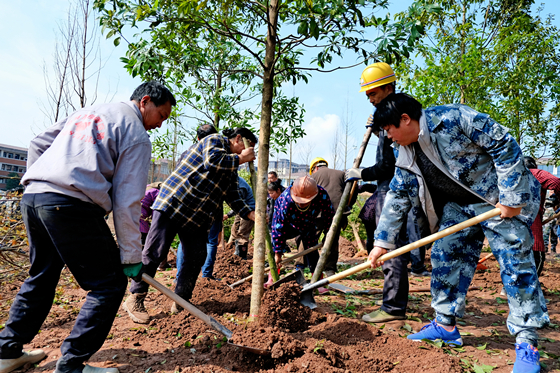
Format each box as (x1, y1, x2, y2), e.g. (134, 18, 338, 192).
(309, 157, 328, 175)
(359, 62, 397, 93)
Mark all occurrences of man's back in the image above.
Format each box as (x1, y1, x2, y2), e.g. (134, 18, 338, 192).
(312, 167, 345, 210)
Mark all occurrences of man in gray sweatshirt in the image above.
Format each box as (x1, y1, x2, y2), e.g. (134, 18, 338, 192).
(0, 81, 176, 373)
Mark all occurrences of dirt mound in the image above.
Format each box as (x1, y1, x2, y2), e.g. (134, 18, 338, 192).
(338, 236, 358, 261)
(191, 277, 251, 315)
(229, 326, 305, 359)
(212, 243, 253, 283)
(259, 282, 312, 332)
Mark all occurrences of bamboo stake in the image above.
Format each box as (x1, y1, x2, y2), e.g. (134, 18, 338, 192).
(310, 127, 373, 283)
(350, 221, 366, 252)
(543, 211, 560, 225)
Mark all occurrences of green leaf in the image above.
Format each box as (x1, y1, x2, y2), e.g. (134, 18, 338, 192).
(473, 363, 495, 372)
(184, 341, 191, 347)
(402, 323, 412, 332)
(476, 343, 488, 350)
(297, 21, 308, 35)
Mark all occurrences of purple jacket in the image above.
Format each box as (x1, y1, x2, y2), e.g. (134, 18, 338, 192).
(140, 188, 159, 233)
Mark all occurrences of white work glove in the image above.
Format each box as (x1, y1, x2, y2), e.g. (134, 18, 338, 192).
(366, 114, 373, 128)
(345, 168, 362, 182)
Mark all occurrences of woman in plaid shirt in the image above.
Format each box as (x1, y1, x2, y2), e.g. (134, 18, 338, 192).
(123, 127, 257, 324)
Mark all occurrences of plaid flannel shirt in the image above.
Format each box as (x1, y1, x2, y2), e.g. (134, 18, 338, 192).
(152, 134, 252, 228)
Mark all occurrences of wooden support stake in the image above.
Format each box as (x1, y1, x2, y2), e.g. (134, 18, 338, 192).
(310, 127, 373, 283)
(350, 222, 366, 253)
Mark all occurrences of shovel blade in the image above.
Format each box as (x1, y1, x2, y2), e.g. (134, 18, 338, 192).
(268, 269, 317, 310)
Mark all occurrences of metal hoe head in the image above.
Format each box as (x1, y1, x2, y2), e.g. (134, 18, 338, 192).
(268, 269, 317, 310)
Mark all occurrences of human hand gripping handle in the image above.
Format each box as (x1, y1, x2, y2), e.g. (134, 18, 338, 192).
(345, 168, 362, 182)
(238, 147, 255, 164)
(496, 203, 522, 219)
(368, 247, 388, 268)
(123, 263, 145, 282)
(365, 114, 374, 128)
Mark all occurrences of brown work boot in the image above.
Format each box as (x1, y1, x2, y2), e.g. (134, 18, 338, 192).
(123, 293, 150, 324)
(170, 302, 183, 314)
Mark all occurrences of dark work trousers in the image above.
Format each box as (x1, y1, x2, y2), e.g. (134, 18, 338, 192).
(0, 193, 127, 371)
(407, 211, 430, 274)
(129, 210, 208, 301)
(293, 234, 321, 273)
(375, 191, 410, 317)
(320, 215, 346, 274)
(533, 251, 546, 277)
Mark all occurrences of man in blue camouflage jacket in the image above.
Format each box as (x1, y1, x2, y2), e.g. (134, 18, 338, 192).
(367, 93, 547, 373)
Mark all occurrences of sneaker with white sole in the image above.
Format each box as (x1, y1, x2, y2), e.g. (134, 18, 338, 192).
(406, 320, 463, 347)
(512, 343, 540, 373)
(0, 350, 46, 373)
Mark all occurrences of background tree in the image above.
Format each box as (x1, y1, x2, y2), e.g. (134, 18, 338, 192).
(5, 173, 21, 191)
(42, 0, 109, 124)
(96, 0, 439, 315)
(396, 0, 560, 158)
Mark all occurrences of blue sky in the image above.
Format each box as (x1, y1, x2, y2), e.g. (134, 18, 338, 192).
(1, 1, 559, 169)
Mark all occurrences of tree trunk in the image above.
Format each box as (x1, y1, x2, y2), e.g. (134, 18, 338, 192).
(249, 0, 279, 320)
(288, 140, 292, 183)
(214, 69, 222, 128)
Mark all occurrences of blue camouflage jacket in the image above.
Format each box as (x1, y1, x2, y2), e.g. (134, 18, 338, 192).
(374, 104, 540, 250)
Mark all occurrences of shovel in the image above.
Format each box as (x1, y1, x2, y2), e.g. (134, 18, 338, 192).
(476, 253, 494, 271)
(228, 243, 323, 288)
(298, 207, 502, 309)
(141, 273, 269, 355)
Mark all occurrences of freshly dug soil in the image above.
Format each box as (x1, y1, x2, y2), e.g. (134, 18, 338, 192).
(337, 237, 358, 261)
(258, 282, 312, 332)
(4, 242, 560, 372)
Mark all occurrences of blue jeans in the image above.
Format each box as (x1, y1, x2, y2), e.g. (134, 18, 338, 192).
(201, 220, 221, 277)
(175, 220, 220, 279)
(0, 193, 127, 371)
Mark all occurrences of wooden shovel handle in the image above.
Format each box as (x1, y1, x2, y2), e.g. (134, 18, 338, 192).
(477, 253, 494, 264)
(142, 273, 233, 339)
(543, 211, 560, 225)
(308, 207, 502, 288)
(229, 243, 323, 288)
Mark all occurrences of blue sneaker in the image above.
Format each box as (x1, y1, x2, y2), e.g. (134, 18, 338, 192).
(513, 343, 540, 373)
(406, 320, 463, 347)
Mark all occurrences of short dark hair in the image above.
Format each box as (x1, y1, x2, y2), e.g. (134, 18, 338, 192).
(222, 127, 258, 144)
(197, 124, 217, 140)
(268, 171, 278, 178)
(130, 81, 177, 107)
(373, 93, 422, 132)
(524, 156, 538, 170)
(268, 180, 283, 192)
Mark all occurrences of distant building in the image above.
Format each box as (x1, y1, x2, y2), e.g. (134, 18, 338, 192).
(0, 144, 28, 190)
(269, 158, 310, 186)
(148, 158, 173, 184)
(537, 158, 559, 176)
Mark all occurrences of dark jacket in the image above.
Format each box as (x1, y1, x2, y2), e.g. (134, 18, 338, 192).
(312, 167, 345, 210)
(360, 130, 395, 192)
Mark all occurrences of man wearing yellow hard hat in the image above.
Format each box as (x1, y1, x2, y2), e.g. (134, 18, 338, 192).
(345, 62, 430, 323)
